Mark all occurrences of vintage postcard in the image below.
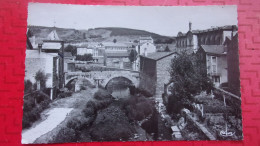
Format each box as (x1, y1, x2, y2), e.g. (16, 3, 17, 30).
(22, 3, 242, 144)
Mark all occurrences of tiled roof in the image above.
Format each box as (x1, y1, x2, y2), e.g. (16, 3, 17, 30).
(142, 52, 177, 61)
(47, 30, 60, 41)
(201, 45, 226, 55)
(26, 50, 58, 58)
(177, 25, 237, 37)
(194, 25, 237, 34)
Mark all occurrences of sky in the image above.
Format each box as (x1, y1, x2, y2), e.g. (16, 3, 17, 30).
(28, 3, 238, 36)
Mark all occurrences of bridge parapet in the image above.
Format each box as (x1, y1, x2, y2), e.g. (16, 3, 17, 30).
(65, 70, 140, 87)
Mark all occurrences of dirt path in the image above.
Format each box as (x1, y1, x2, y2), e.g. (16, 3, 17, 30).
(22, 108, 73, 144)
(22, 88, 98, 144)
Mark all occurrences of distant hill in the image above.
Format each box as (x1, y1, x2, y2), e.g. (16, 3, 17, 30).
(28, 26, 175, 44)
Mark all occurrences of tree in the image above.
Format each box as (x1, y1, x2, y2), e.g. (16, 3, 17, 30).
(24, 80, 33, 93)
(35, 70, 48, 90)
(164, 45, 170, 52)
(154, 39, 162, 44)
(128, 49, 138, 63)
(64, 45, 77, 56)
(166, 52, 213, 114)
(113, 39, 117, 43)
(75, 54, 93, 61)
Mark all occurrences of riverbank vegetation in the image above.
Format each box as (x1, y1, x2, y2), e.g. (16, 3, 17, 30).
(23, 71, 51, 129)
(22, 91, 51, 129)
(50, 87, 156, 142)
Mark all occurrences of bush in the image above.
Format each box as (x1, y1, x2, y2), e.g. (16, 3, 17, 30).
(57, 91, 73, 99)
(52, 127, 77, 143)
(22, 107, 41, 129)
(33, 91, 50, 103)
(23, 98, 35, 112)
(124, 95, 153, 121)
(83, 107, 95, 117)
(89, 106, 135, 141)
(93, 89, 112, 100)
(76, 54, 93, 61)
(85, 100, 96, 110)
(22, 91, 51, 129)
(83, 99, 112, 118)
(24, 80, 33, 93)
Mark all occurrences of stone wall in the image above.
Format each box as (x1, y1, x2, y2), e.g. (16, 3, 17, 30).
(155, 54, 177, 101)
(25, 58, 54, 88)
(227, 35, 240, 96)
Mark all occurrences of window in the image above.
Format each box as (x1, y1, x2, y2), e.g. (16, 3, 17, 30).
(212, 56, 217, 64)
(212, 65, 217, 73)
(213, 76, 220, 83)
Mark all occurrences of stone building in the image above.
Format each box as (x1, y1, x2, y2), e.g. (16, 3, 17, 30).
(139, 36, 154, 44)
(64, 52, 75, 73)
(224, 33, 240, 96)
(136, 36, 156, 56)
(104, 52, 131, 69)
(102, 42, 134, 69)
(176, 22, 237, 53)
(77, 47, 105, 63)
(139, 52, 178, 101)
(77, 47, 92, 55)
(197, 45, 228, 87)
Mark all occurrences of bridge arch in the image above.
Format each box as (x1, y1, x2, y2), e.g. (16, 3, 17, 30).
(105, 76, 134, 89)
(102, 74, 138, 88)
(65, 76, 95, 87)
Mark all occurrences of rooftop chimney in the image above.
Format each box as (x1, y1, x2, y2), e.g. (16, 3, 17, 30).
(189, 22, 192, 31)
(38, 43, 42, 54)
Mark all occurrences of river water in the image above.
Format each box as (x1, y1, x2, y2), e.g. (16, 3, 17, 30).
(106, 77, 132, 99)
(107, 84, 130, 99)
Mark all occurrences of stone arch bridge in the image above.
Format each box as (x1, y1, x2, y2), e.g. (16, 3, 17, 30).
(64, 70, 140, 88)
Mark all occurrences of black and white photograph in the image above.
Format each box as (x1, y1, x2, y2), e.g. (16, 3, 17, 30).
(22, 3, 242, 144)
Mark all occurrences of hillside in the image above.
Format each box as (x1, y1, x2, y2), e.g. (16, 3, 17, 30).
(28, 26, 175, 44)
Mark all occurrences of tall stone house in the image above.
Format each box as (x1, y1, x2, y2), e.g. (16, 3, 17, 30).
(139, 52, 178, 102)
(197, 45, 228, 87)
(25, 28, 64, 100)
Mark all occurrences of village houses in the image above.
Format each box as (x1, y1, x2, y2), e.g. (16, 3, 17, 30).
(25, 28, 64, 100)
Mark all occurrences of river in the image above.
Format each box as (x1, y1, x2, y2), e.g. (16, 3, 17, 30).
(106, 77, 132, 99)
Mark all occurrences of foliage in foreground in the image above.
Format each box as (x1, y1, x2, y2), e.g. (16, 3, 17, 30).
(167, 52, 213, 115)
(123, 95, 154, 121)
(93, 89, 112, 100)
(22, 91, 51, 129)
(89, 105, 135, 141)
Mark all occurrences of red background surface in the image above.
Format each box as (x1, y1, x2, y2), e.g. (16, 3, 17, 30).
(0, 0, 260, 145)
